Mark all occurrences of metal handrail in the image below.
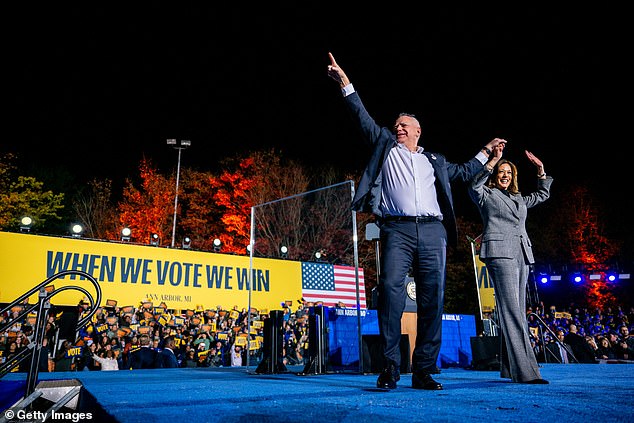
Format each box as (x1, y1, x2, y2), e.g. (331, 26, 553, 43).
(42, 385, 83, 419)
(527, 312, 579, 364)
(526, 268, 578, 364)
(0, 390, 43, 423)
(0, 346, 32, 378)
(0, 270, 101, 400)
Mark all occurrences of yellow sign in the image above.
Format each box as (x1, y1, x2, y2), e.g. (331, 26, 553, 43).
(469, 236, 496, 318)
(530, 326, 539, 339)
(0, 231, 303, 312)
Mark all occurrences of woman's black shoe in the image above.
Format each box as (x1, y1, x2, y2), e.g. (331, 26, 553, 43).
(523, 378, 549, 384)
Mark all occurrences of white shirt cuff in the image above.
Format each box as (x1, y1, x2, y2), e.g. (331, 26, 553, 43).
(342, 83, 355, 97)
(475, 151, 488, 164)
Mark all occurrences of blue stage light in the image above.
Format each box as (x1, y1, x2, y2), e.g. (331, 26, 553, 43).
(572, 273, 584, 283)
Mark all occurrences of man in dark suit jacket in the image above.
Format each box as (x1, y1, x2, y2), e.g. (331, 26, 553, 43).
(129, 334, 157, 370)
(327, 53, 504, 391)
(564, 324, 596, 363)
(155, 337, 179, 368)
(545, 330, 574, 363)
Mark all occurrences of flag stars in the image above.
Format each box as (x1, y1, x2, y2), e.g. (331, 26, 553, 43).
(302, 263, 335, 290)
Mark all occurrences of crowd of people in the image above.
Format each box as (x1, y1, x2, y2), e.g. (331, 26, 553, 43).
(0, 298, 314, 373)
(1, 297, 632, 374)
(526, 303, 634, 364)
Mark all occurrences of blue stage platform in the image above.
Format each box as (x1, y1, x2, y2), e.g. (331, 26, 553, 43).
(326, 309, 476, 371)
(2, 363, 633, 422)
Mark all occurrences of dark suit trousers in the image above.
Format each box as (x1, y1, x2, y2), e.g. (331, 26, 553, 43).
(378, 220, 446, 372)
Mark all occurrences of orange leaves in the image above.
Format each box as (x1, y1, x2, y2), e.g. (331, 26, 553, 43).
(209, 156, 258, 254)
(118, 158, 174, 245)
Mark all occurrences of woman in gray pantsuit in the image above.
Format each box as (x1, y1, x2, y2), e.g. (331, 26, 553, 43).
(469, 145, 552, 384)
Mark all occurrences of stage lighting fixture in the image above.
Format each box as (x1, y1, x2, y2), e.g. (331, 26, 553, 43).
(71, 223, 84, 238)
(315, 251, 322, 261)
(606, 273, 617, 282)
(20, 216, 34, 233)
(538, 273, 550, 284)
(246, 244, 252, 254)
(213, 238, 222, 252)
(571, 272, 584, 283)
(280, 245, 288, 258)
(121, 227, 132, 242)
(150, 233, 160, 246)
(182, 236, 192, 249)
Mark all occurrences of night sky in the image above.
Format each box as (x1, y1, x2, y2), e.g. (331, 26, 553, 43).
(5, 5, 632, 243)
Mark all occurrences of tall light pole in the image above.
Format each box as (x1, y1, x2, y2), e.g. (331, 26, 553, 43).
(167, 139, 191, 248)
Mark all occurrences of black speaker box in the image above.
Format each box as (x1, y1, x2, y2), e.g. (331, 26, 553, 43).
(255, 310, 287, 374)
(470, 336, 500, 370)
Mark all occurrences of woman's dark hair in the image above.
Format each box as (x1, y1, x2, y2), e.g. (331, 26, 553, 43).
(487, 159, 520, 194)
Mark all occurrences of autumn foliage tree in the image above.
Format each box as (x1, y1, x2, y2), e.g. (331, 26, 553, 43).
(538, 185, 621, 309)
(241, 150, 363, 264)
(0, 152, 65, 232)
(115, 157, 174, 245)
(73, 178, 119, 240)
(206, 154, 263, 254)
(176, 167, 226, 252)
(564, 186, 620, 309)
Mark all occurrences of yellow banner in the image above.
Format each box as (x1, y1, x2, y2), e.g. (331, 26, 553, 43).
(469, 236, 496, 317)
(0, 231, 303, 312)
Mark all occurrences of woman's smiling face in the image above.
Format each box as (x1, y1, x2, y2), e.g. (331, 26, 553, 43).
(495, 162, 513, 190)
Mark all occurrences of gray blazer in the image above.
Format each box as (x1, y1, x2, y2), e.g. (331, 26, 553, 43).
(468, 169, 553, 263)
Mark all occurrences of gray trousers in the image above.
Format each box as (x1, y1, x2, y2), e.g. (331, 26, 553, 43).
(485, 249, 542, 382)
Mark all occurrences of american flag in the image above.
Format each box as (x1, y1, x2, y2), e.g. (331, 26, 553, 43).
(301, 263, 366, 309)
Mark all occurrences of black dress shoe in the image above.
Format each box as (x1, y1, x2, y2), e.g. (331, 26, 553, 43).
(429, 365, 441, 374)
(523, 378, 549, 384)
(376, 363, 400, 389)
(412, 372, 443, 390)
